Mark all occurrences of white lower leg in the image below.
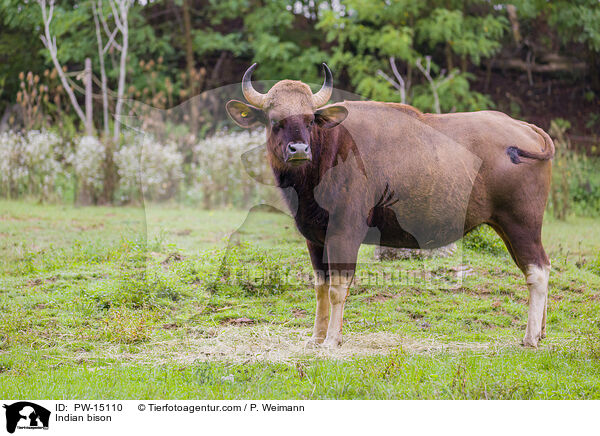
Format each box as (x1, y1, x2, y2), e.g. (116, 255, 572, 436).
(541, 297, 548, 339)
(523, 264, 550, 347)
(323, 274, 351, 347)
(311, 274, 330, 343)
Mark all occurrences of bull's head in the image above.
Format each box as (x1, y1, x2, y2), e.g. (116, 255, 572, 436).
(226, 63, 348, 167)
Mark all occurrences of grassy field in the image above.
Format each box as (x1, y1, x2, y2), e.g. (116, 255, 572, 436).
(1, 200, 600, 399)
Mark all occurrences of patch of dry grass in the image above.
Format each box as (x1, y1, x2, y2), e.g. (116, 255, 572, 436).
(69, 326, 560, 365)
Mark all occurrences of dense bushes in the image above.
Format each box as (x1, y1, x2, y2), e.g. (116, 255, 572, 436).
(463, 225, 508, 256)
(189, 129, 273, 208)
(548, 119, 600, 218)
(1, 122, 599, 215)
(114, 136, 184, 203)
(0, 128, 276, 208)
(0, 130, 65, 200)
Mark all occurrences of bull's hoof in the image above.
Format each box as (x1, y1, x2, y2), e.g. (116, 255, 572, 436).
(305, 337, 325, 348)
(321, 336, 342, 348)
(522, 335, 540, 348)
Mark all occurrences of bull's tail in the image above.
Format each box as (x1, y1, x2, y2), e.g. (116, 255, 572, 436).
(507, 123, 555, 164)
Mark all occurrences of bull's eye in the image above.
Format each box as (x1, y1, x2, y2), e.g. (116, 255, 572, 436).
(270, 119, 281, 130)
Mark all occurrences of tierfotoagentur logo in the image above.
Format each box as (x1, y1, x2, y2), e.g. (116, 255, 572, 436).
(2, 402, 50, 434)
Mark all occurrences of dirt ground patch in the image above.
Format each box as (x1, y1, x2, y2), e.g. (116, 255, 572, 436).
(80, 327, 534, 365)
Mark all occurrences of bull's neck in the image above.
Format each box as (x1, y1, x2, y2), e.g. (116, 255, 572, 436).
(273, 160, 321, 203)
(270, 133, 333, 217)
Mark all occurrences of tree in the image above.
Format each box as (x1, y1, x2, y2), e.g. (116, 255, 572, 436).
(38, 0, 89, 132)
(318, 0, 505, 112)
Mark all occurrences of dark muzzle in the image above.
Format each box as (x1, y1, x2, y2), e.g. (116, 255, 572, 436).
(285, 142, 312, 164)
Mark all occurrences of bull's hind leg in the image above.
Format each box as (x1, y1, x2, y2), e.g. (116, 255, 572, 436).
(524, 263, 550, 346)
(306, 241, 329, 345)
(492, 218, 550, 348)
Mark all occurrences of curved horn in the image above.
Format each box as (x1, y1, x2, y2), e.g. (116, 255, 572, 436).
(241, 63, 266, 108)
(312, 63, 333, 108)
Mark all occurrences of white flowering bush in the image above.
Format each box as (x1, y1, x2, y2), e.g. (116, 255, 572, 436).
(0, 127, 277, 208)
(114, 135, 184, 202)
(72, 136, 105, 199)
(189, 128, 273, 208)
(0, 130, 64, 199)
(70, 135, 107, 204)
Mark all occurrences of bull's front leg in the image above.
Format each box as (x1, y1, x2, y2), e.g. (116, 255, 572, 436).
(322, 267, 354, 347)
(306, 241, 329, 345)
(322, 231, 363, 348)
(312, 274, 330, 343)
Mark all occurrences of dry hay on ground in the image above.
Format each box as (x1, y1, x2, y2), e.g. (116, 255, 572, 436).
(81, 326, 531, 365)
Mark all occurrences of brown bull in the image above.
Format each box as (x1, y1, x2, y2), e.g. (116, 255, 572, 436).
(226, 63, 554, 348)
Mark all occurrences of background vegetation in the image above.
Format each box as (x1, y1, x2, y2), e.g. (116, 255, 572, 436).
(1, 0, 599, 214)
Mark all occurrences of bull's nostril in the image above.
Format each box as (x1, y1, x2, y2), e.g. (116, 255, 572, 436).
(286, 143, 311, 162)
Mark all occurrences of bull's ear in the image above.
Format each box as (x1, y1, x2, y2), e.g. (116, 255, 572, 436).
(226, 100, 266, 128)
(315, 105, 348, 128)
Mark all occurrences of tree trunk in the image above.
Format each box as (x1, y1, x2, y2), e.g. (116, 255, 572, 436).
(182, 0, 199, 137)
(506, 5, 522, 46)
(101, 139, 117, 205)
(84, 57, 93, 136)
(590, 49, 600, 93)
(445, 43, 454, 71)
(112, 0, 130, 144)
(92, 1, 110, 138)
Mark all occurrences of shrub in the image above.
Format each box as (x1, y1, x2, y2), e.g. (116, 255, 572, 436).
(72, 135, 105, 203)
(588, 253, 600, 276)
(114, 135, 184, 202)
(549, 119, 600, 218)
(0, 130, 64, 200)
(463, 225, 507, 256)
(188, 128, 277, 208)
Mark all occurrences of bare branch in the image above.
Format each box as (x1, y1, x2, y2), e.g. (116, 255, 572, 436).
(415, 56, 456, 114)
(108, 0, 125, 32)
(389, 57, 406, 104)
(97, 0, 123, 52)
(93, 0, 110, 137)
(37, 0, 87, 124)
(376, 57, 409, 104)
(377, 70, 401, 90)
(104, 27, 122, 53)
(112, 0, 132, 142)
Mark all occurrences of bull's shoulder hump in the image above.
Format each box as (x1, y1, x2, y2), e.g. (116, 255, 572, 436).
(423, 110, 512, 121)
(331, 100, 425, 122)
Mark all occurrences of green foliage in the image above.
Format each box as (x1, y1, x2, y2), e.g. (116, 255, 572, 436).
(548, 0, 600, 52)
(549, 118, 600, 219)
(1, 0, 599, 127)
(319, 0, 502, 111)
(208, 241, 299, 297)
(411, 72, 495, 113)
(463, 225, 508, 256)
(0, 0, 45, 113)
(417, 9, 507, 65)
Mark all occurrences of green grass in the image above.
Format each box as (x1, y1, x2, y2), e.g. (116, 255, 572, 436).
(1, 200, 599, 399)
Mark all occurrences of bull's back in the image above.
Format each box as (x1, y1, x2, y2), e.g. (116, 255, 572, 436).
(331, 102, 481, 247)
(331, 102, 551, 247)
